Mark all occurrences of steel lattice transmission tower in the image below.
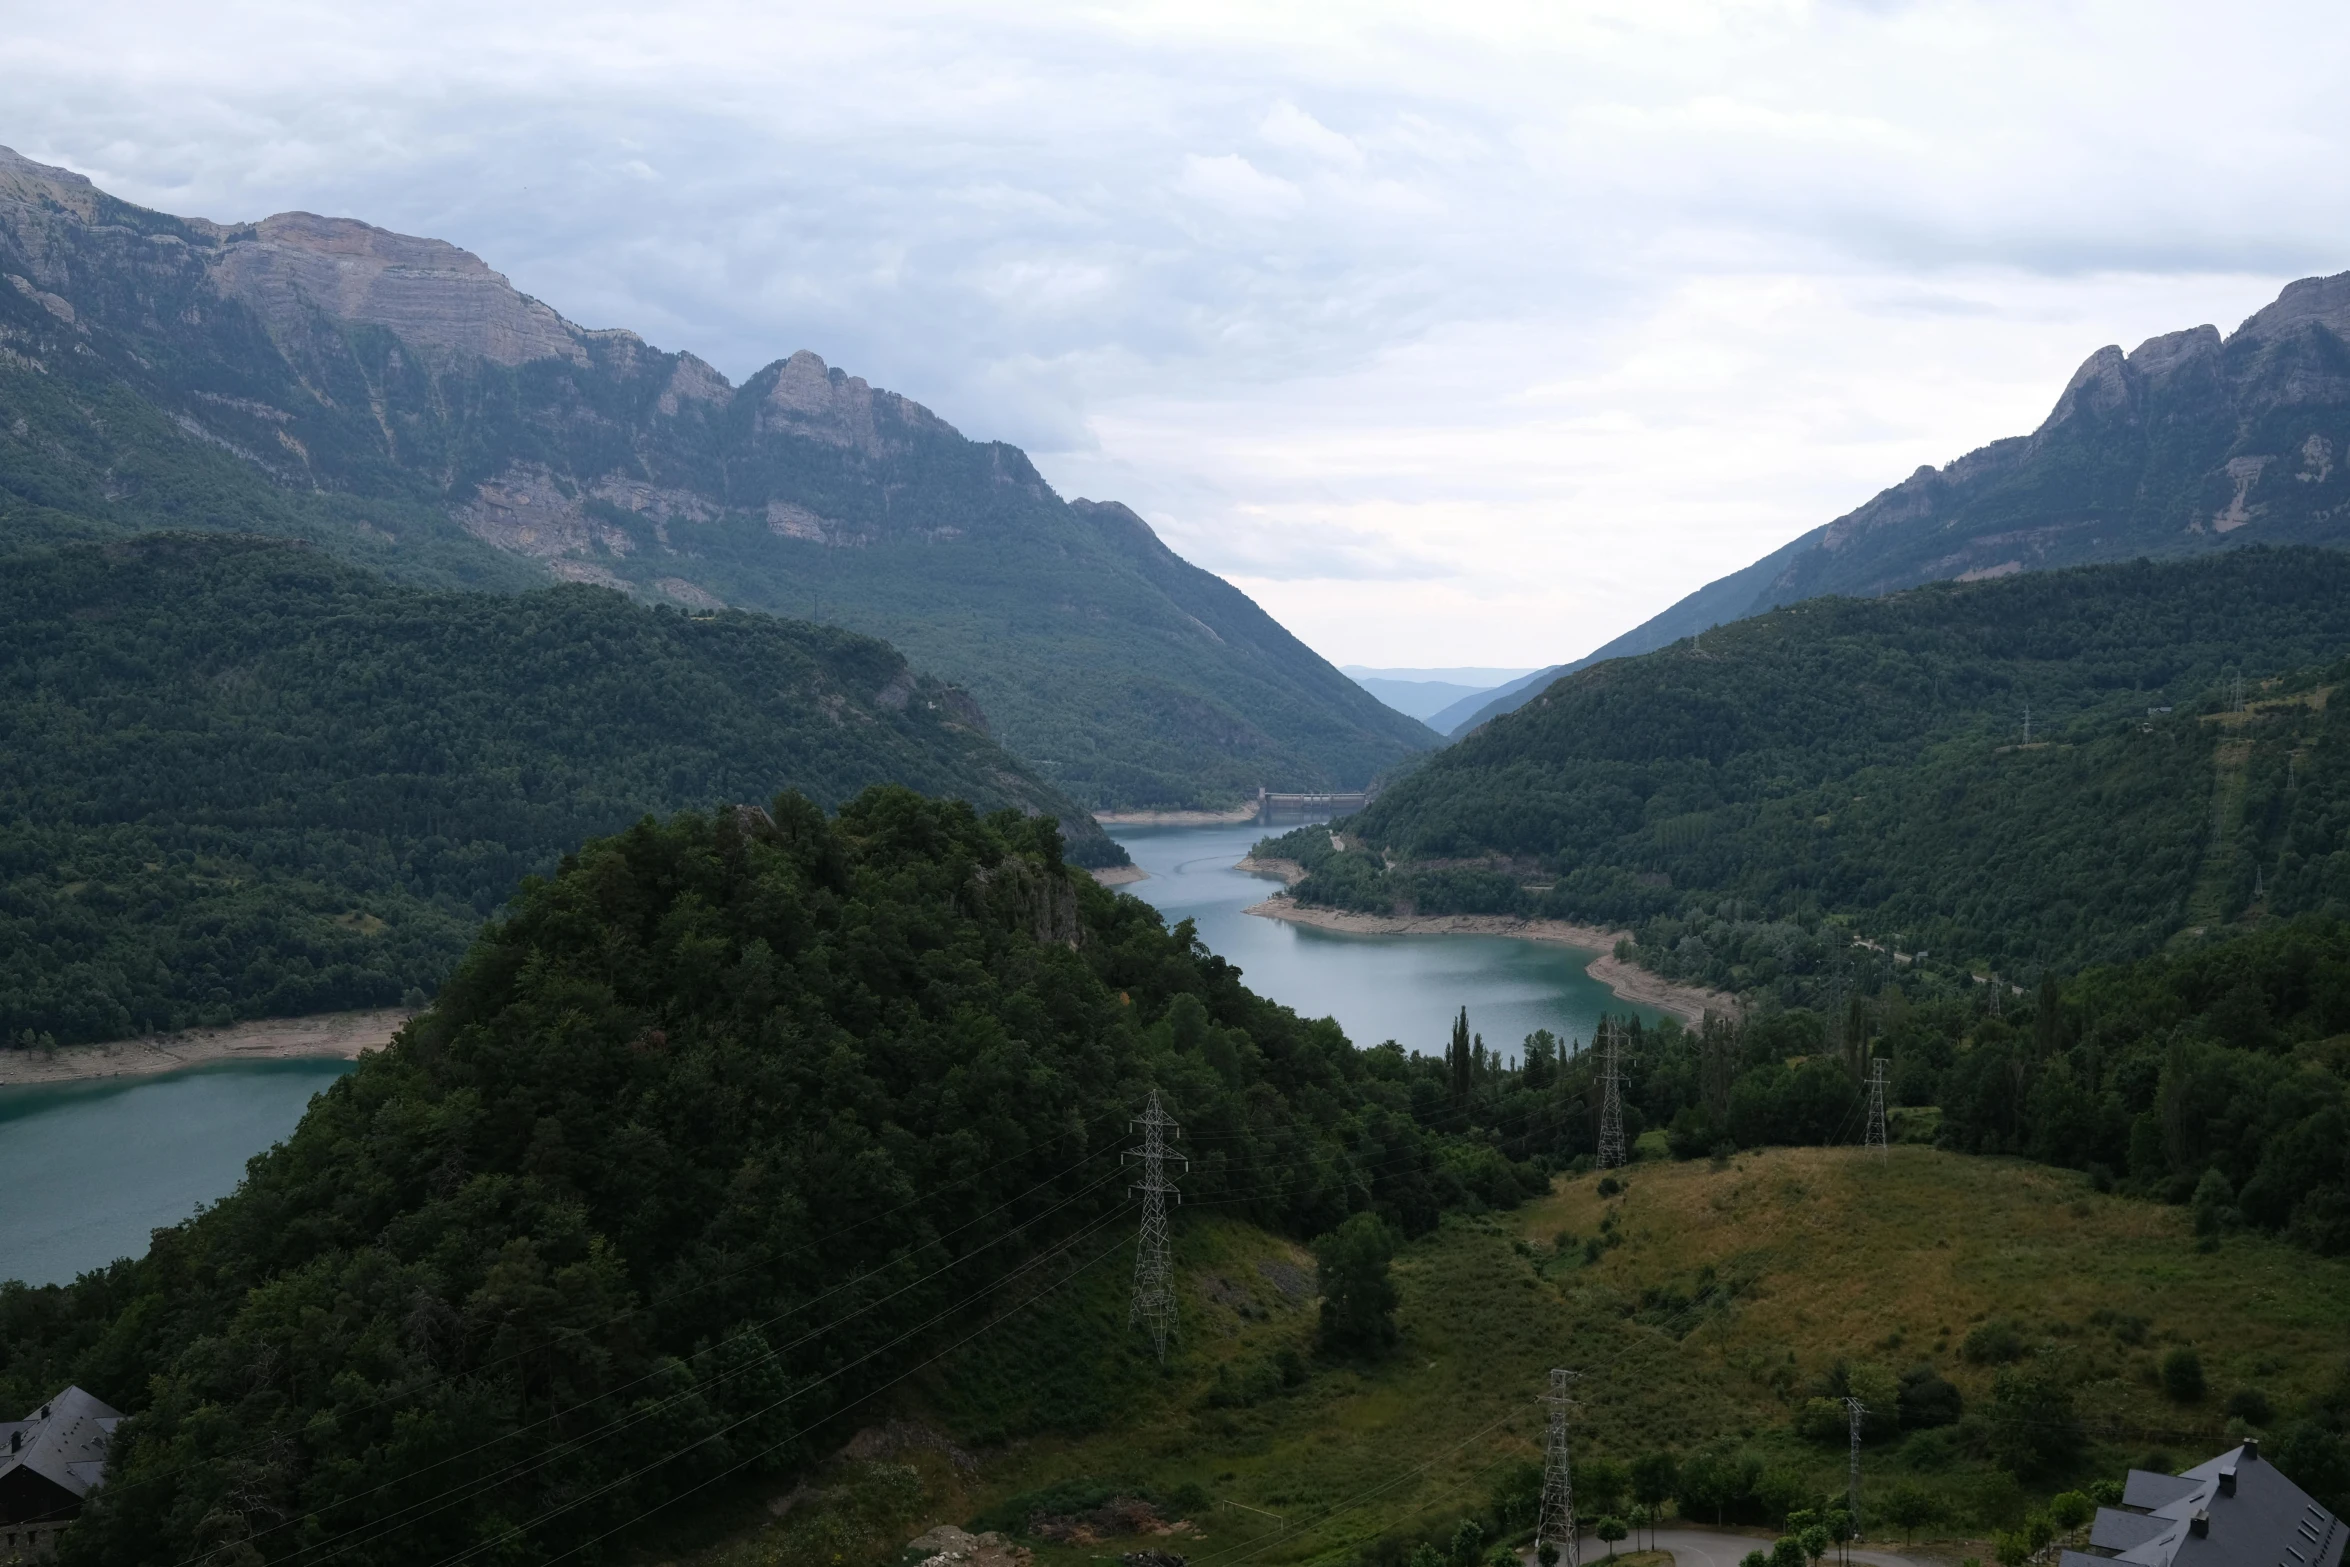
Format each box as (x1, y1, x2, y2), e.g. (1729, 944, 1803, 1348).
(1537, 1368, 1583, 1567)
(1844, 1397, 1867, 1540)
(1127, 1090, 1187, 1360)
(1862, 1059, 1890, 1159)
(1595, 1020, 1628, 1169)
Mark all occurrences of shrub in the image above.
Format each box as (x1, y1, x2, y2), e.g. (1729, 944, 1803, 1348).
(1315, 1213, 1401, 1359)
(1899, 1364, 1965, 1429)
(2161, 1348, 2207, 1404)
(2048, 1492, 2093, 1529)
(1963, 1321, 2029, 1364)
(2225, 1388, 2273, 1426)
(1796, 1397, 1849, 1444)
(1879, 1482, 1941, 1543)
(1988, 1366, 2084, 1477)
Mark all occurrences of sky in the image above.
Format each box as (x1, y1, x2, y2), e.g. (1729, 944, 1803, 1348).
(6, 0, 2346, 666)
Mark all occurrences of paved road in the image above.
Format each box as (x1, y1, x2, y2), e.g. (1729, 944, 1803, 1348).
(1534, 1527, 1925, 1567)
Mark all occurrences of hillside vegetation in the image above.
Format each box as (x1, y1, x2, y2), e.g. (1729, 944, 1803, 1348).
(0, 791, 1545, 1567)
(0, 145, 1431, 809)
(1274, 550, 2350, 989)
(678, 1148, 2350, 1567)
(0, 534, 1126, 1046)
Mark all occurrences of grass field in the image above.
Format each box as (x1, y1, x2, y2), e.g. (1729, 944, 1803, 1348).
(668, 1148, 2350, 1567)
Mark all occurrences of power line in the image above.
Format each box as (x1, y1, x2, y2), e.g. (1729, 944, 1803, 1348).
(1538, 1369, 1583, 1567)
(1128, 1089, 1186, 1360)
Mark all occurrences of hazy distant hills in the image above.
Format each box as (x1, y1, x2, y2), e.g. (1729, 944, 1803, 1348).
(1453, 273, 2350, 734)
(0, 146, 1431, 811)
(1343, 665, 1536, 723)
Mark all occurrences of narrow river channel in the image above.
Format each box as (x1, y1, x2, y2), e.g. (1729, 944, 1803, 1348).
(0, 822, 1652, 1287)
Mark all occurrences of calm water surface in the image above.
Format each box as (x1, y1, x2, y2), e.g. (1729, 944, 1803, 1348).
(1, 823, 1649, 1287)
(1106, 820, 1655, 1057)
(0, 1058, 353, 1286)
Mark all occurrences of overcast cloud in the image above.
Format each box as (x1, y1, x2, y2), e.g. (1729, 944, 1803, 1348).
(6, 0, 2343, 663)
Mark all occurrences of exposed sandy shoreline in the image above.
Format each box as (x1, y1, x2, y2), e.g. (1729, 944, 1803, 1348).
(0, 1009, 409, 1088)
(1234, 854, 1307, 886)
(1093, 805, 1262, 826)
(1242, 895, 1738, 1026)
(1089, 864, 1149, 887)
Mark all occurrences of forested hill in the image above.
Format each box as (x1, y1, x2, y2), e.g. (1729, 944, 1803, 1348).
(1273, 548, 2350, 994)
(1455, 268, 2350, 734)
(0, 533, 1129, 1046)
(0, 145, 1432, 810)
(0, 792, 1543, 1567)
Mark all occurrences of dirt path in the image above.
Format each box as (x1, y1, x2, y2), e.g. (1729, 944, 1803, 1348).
(1242, 895, 1739, 1026)
(0, 1010, 408, 1087)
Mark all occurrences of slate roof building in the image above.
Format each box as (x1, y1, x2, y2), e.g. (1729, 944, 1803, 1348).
(2063, 1442, 2343, 1567)
(0, 1387, 123, 1561)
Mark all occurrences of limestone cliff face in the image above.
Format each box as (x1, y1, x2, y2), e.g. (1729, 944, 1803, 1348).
(209, 212, 588, 368)
(0, 145, 1434, 810)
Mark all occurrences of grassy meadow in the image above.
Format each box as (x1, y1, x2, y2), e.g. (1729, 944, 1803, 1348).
(670, 1148, 2350, 1567)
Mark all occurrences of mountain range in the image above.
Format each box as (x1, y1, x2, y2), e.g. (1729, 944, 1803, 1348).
(0, 145, 1431, 810)
(1453, 272, 2350, 734)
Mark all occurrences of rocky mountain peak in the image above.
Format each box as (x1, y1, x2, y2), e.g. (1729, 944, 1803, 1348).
(753, 347, 948, 454)
(2237, 270, 2350, 343)
(210, 210, 586, 367)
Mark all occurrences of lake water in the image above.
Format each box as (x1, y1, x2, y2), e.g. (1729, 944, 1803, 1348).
(1105, 820, 1655, 1059)
(0, 823, 1650, 1289)
(0, 1059, 354, 1287)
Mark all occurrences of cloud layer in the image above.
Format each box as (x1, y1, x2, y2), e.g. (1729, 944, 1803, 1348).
(6, 0, 2341, 662)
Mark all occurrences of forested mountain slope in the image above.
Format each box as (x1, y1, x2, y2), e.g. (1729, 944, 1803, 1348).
(0, 792, 1541, 1567)
(1457, 270, 2350, 733)
(1271, 549, 2350, 989)
(0, 534, 1127, 1046)
(0, 145, 1430, 809)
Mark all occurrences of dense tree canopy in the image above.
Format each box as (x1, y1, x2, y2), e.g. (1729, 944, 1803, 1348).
(0, 791, 1541, 1567)
(1272, 550, 2350, 995)
(0, 534, 1124, 1047)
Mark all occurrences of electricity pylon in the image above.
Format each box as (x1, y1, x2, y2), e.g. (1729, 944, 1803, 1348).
(1845, 1397, 1867, 1540)
(1538, 1369, 1583, 1567)
(1127, 1090, 1186, 1360)
(1595, 1020, 1627, 1169)
(1863, 1058, 1889, 1159)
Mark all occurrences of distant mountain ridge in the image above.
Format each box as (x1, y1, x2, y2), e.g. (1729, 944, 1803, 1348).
(0, 145, 1432, 809)
(1454, 273, 2350, 733)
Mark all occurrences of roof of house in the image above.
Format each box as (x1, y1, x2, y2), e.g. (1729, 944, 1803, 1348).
(0, 1386, 124, 1521)
(2062, 1443, 2344, 1567)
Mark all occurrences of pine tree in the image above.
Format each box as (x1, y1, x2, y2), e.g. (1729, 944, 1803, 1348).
(2035, 972, 2065, 1057)
(1449, 1007, 1472, 1101)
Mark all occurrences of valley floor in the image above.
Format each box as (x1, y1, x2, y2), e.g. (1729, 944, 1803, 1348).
(0, 1008, 407, 1086)
(1241, 893, 1738, 1025)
